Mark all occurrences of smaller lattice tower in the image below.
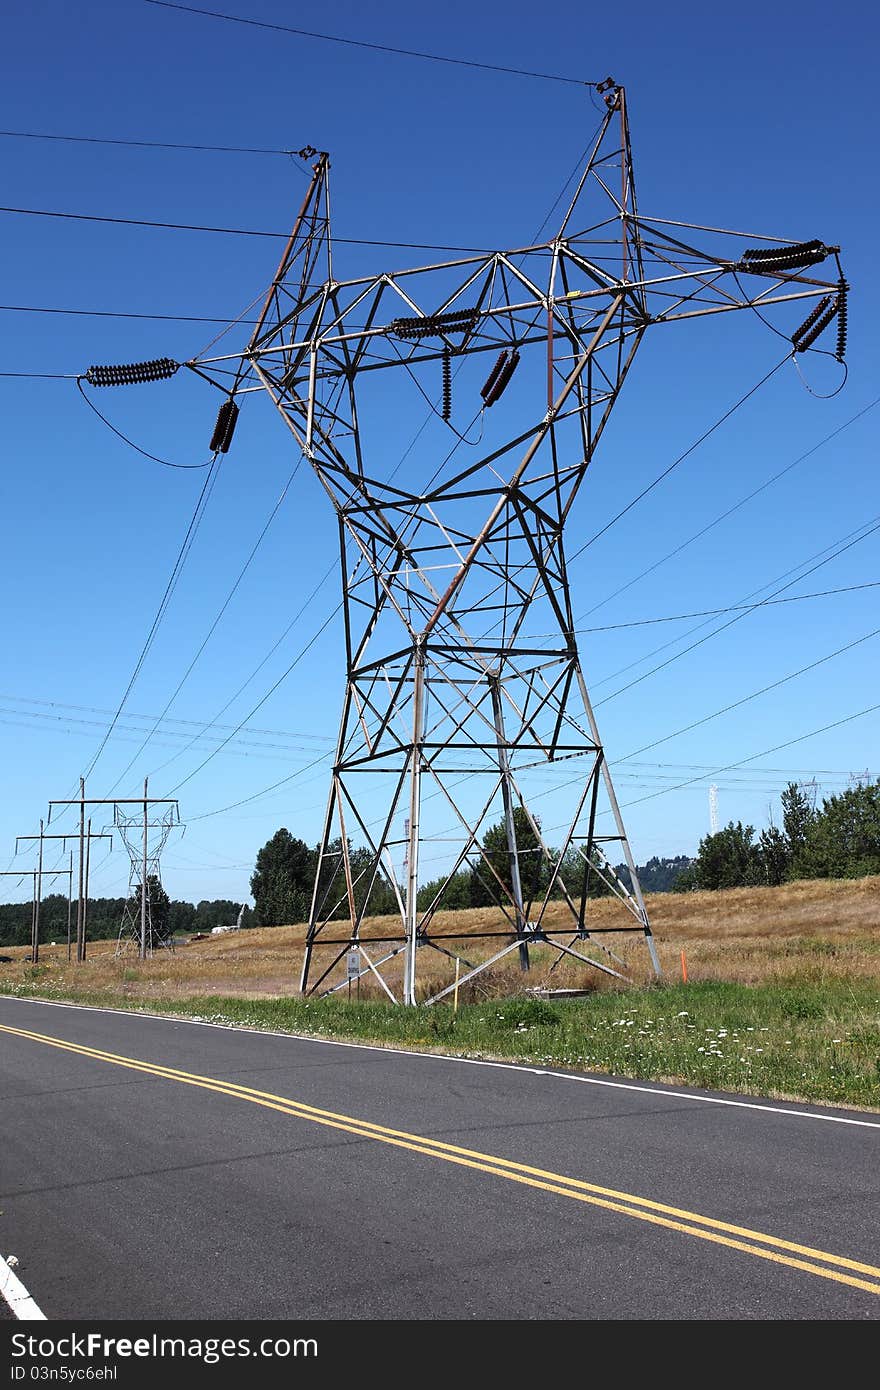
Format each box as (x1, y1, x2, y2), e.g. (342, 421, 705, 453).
(114, 799, 179, 957)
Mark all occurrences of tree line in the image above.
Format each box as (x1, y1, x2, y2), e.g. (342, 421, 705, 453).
(672, 780, 880, 891)
(0, 892, 251, 949)
(5, 780, 875, 945)
(247, 818, 695, 927)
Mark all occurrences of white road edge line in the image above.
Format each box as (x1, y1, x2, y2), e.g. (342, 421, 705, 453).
(0, 1257, 46, 1321)
(3, 993, 880, 1130)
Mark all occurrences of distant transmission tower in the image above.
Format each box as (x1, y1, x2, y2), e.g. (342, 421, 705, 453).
(114, 785, 180, 958)
(709, 785, 719, 835)
(799, 777, 819, 811)
(98, 85, 845, 1004)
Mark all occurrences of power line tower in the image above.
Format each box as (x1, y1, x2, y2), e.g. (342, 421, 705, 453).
(184, 82, 845, 1004)
(798, 777, 819, 812)
(14, 823, 111, 963)
(50, 781, 180, 960)
(113, 787, 180, 958)
(709, 786, 719, 835)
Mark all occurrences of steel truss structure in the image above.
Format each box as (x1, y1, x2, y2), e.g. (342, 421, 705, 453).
(194, 82, 845, 1004)
(114, 802, 179, 956)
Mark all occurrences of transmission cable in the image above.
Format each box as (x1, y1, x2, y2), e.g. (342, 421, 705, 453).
(575, 395, 880, 623)
(76, 376, 214, 469)
(105, 456, 307, 793)
(615, 628, 880, 764)
(528, 621, 880, 814)
(567, 353, 790, 565)
(2, 303, 258, 325)
(0, 129, 302, 155)
(0, 205, 492, 253)
(614, 703, 880, 814)
(591, 516, 880, 705)
(144, 2, 599, 85)
(525, 581, 880, 638)
(163, 604, 342, 796)
(80, 453, 224, 783)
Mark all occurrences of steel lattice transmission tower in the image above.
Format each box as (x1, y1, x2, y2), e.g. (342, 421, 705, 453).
(195, 83, 845, 1004)
(114, 797, 179, 958)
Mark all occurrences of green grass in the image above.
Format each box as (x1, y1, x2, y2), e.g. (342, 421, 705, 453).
(2, 976, 878, 1110)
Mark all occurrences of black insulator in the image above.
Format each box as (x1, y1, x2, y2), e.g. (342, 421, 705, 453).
(390, 308, 479, 340)
(835, 279, 848, 362)
(209, 398, 239, 453)
(740, 239, 828, 273)
(480, 349, 509, 402)
(792, 300, 839, 353)
(441, 347, 452, 421)
(791, 295, 834, 349)
(482, 349, 520, 407)
(84, 357, 178, 387)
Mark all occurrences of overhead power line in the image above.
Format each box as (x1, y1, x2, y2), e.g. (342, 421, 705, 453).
(0, 303, 254, 325)
(0, 129, 299, 155)
(144, 1, 596, 86)
(524, 582, 880, 637)
(593, 517, 880, 704)
(104, 455, 307, 794)
(81, 455, 224, 783)
(0, 694, 330, 744)
(616, 703, 880, 814)
(568, 354, 789, 564)
(575, 395, 880, 623)
(164, 603, 342, 796)
(0, 205, 491, 253)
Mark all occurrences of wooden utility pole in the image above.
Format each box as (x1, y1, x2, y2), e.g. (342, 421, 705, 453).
(141, 780, 148, 960)
(66, 849, 73, 962)
(16, 823, 111, 964)
(0, 869, 70, 962)
(49, 786, 179, 962)
(77, 777, 85, 960)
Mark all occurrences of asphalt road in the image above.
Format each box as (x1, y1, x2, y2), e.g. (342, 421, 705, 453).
(1, 995, 879, 1321)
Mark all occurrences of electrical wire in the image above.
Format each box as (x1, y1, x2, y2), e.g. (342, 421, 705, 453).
(591, 517, 880, 704)
(141, 560, 338, 784)
(186, 753, 334, 822)
(0, 129, 299, 155)
(80, 454, 224, 783)
(616, 626, 880, 762)
(524, 582, 880, 638)
(0, 371, 79, 379)
(567, 353, 790, 565)
(0, 698, 331, 747)
(163, 604, 342, 796)
(0, 205, 492, 253)
(574, 395, 880, 623)
(144, 1, 598, 86)
(614, 703, 880, 814)
(524, 625, 880, 818)
(1, 303, 257, 325)
(104, 455, 307, 793)
(76, 377, 214, 469)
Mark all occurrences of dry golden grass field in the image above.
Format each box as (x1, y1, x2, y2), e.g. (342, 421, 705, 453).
(2, 874, 878, 1005)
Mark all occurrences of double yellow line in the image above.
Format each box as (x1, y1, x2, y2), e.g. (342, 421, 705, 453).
(3, 1019, 879, 1298)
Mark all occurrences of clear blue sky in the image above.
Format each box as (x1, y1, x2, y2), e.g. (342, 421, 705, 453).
(2, 0, 877, 911)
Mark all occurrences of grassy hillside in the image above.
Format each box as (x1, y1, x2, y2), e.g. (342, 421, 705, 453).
(2, 873, 877, 1002)
(2, 877, 877, 1110)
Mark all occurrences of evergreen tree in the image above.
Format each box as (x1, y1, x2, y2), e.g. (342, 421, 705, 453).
(250, 829, 316, 926)
(799, 782, 880, 879)
(781, 781, 817, 878)
(674, 822, 760, 891)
